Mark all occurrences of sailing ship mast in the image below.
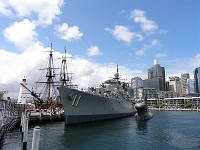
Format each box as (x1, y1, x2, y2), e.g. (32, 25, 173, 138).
(46, 43, 55, 103)
(19, 43, 61, 108)
(31, 43, 60, 108)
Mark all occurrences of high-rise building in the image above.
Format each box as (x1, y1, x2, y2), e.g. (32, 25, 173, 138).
(181, 73, 190, 95)
(145, 59, 166, 91)
(143, 77, 165, 91)
(143, 88, 158, 99)
(131, 77, 143, 88)
(168, 76, 182, 94)
(187, 79, 195, 94)
(194, 67, 200, 93)
(165, 81, 169, 91)
(131, 77, 143, 99)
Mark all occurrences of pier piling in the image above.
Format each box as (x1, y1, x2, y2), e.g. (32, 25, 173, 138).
(22, 118, 29, 150)
(31, 126, 41, 150)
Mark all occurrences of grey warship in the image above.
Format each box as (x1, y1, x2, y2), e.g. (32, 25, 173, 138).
(58, 65, 135, 125)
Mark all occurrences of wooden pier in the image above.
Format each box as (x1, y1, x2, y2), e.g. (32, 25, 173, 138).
(0, 100, 19, 141)
(0, 102, 65, 142)
(25, 110, 65, 125)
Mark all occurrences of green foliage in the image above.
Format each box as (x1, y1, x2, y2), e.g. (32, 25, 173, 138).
(180, 103, 192, 108)
(155, 103, 164, 108)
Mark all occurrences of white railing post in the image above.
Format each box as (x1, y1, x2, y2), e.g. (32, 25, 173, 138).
(31, 126, 41, 150)
(22, 118, 29, 150)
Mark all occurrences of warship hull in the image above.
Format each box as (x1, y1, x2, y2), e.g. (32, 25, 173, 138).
(58, 86, 135, 125)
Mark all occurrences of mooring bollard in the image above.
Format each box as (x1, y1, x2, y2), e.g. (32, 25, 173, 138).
(31, 126, 41, 150)
(22, 118, 29, 150)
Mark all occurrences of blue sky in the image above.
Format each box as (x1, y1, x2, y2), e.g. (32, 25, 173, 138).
(0, 0, 200, 97)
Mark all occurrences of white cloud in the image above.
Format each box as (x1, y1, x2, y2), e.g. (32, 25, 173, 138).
(69, 59, 142, 89)
(105, 25, 143, 44)
(87, 46, 103, 56)
(0, 20, 143, 98)
(135, 39, 160, 57)
(151, 39, 160, 47)
(0, 46, 63, 99)
(136, 49, 145, 56)
(165, 53, 200, 78)
(0, 47, 144, 98)
(55, 23, 83, 41)
(1, 0, 147, 99)
(3, 19, 41, 50)
(156, 53, 167, 58)
(185, 53, 200, 70)
(159, 29, 168, 35)
(0, 46, 46, 84)
(0, 0, 64, 26)
(141, 39, 161, 52)
(0, 1, 12, 16)
(130, 9, 158, 34)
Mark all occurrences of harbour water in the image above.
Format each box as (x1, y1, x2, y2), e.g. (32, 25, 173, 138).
(1, 110, 200, 150)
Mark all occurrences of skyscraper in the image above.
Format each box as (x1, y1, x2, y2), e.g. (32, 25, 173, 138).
(145, 59, 166, 91)
(194, 67, 200, 93)
(187, 79, 195, 94)
(169, 76, 182, 94)
(181, 73, 190, 94)
(131, 77, 143, 88)
(131, 77, 143, 99)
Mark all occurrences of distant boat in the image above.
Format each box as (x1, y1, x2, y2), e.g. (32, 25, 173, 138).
(58, 64, 136, 125)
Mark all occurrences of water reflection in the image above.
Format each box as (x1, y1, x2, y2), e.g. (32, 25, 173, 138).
(2, 112, 200, 150)
(61, 119, 134, 150)
(136, 120, 147, 131)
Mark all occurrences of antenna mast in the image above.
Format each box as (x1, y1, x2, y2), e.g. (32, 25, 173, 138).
(60, 46, 70, 86)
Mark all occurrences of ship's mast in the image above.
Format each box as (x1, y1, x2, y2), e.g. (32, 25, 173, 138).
(36, 43, 59, 104)
(60, 46, 69, 86)
(46, 43, 55, 103)
(46, 43, 55, 102)
(114, 64, 120, 81)
(60, 47, 77, 89)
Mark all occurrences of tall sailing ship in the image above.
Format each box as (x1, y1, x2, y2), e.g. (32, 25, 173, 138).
(19, 44, 62, 110)
(58, 59, 136, 125)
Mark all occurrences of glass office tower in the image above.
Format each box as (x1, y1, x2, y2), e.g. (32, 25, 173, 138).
(194, 67, 200, 93)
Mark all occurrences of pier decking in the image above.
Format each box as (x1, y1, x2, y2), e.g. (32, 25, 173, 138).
(0, 100, 19, 141)
(25, 110, 65, 125)
(0, 101, 64, 142)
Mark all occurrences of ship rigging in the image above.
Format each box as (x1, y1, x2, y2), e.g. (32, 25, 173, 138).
(20, 43, 61, 109)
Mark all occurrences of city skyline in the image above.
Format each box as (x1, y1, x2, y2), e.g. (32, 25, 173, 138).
(0, 0, 200, 98)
